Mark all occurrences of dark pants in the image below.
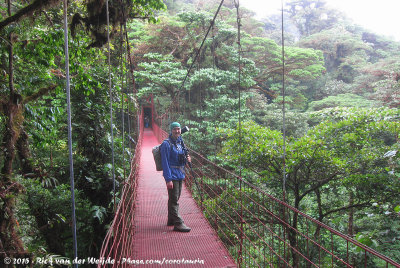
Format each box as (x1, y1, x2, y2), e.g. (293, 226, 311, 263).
(168, 180, 183, 225)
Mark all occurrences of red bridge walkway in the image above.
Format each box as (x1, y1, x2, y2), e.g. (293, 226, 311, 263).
(131, 129, 236, 267)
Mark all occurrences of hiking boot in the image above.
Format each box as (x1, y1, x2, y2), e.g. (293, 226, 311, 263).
(173, 223, 191, 232)
(167, 220, 174, 226)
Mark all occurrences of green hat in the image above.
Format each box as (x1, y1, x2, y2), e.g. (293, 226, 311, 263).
(170, 122, 181, 132)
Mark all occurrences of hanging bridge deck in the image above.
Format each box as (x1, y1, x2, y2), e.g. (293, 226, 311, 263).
(131, 129, 236, 267)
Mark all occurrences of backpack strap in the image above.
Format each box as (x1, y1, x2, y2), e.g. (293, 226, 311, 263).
(163, 138, 173, 150)
(165, 137, 185, 152)
(181, 138, 188, 153)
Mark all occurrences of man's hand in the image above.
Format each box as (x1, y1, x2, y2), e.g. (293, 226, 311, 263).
(166, 181, 173, 189)
(187, 154, 192, 163)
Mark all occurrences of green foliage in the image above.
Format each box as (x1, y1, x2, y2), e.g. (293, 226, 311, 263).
(91, 205, 107, 224)
(221, 107, 400, 215)
(352, 204, 400, 262)
(307, 93, 377, 111)
(249, 92, 310, 137)
(217, 107, 400, 263)
(186, 92, 253, 155)
(130, 0, 167, 23)
(285, 46, 325, 80)
(18, 180, 94, 258)
(299, 26, 373, 82)
(136, 53, 186, 98)
(395, 206, 400, 213)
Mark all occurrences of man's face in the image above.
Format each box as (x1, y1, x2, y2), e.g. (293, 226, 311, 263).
(171, 127, 181, 139)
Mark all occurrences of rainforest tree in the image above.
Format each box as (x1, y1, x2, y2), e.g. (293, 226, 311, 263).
(0, 0, 165, 258)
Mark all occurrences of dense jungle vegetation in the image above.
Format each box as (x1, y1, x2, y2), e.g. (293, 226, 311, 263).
(1, 0, 399, 264)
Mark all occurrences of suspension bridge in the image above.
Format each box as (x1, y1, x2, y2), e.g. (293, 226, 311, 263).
(95, 97, 400, 268)
(54, 0, 400, 266)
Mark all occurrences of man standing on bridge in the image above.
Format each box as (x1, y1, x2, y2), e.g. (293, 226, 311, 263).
(161, 122, 192, 232)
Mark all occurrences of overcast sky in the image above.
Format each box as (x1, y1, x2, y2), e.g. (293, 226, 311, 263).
(240, 0, 400, 41)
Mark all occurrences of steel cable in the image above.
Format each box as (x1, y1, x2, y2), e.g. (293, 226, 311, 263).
(281, 0, 287, 204)
(62, 0, 78, 266)
(105, 0, 117, 212)
(120, 25, 126, 180)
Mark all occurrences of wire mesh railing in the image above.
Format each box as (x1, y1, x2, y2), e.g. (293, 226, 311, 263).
(97, 111, 144, 267)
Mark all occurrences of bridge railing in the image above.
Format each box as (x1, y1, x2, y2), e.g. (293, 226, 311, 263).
(97, 111, 144, 268)
(185, 148, 400, 268)
(152, 114, 168, 142)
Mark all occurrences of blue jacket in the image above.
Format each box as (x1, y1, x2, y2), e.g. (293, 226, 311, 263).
(161, 135, 186, 182)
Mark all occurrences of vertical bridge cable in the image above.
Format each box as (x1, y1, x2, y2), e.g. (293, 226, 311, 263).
(62, 0, 78, 266)
(235, 0, 242, 178)
(121, 14, 139, 155)
(105, 0, 116, 211)
(122, 20, 136, 159)
(281, 2, 289, 265)
(123, 26, 133, 162)
(119, 25, 126, 180)
(212, 24, 218, 159)
(281, 0, 287, 203)
(126, 60, 132, 161)
(234, 0, 244, 266)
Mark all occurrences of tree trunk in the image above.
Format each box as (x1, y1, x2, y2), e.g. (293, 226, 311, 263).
(16, 129, 34, 175)
(288, 192, 300, 268)
(348, 190, 355, 266)
(348, 191, 354, 237)
(0, 1, 25, 255)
